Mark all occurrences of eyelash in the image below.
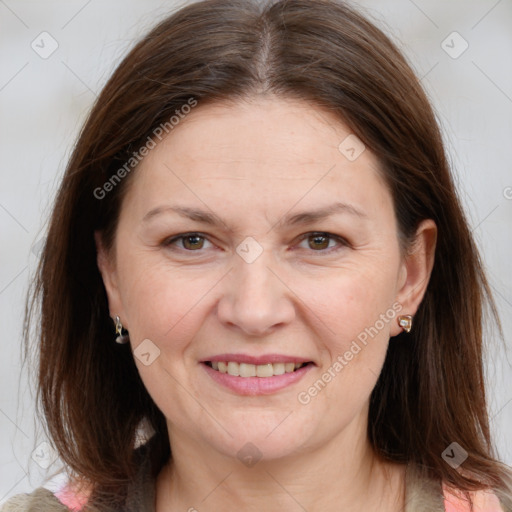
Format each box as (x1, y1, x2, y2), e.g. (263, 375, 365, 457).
(163, 232, 349, 255)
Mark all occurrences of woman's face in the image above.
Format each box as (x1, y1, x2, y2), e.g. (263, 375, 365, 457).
(98, 96, 432, 462)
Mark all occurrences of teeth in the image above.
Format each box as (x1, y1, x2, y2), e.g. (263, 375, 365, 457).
(227, 361, 239, 376)
(239, 363, 256, 377)
(256, 364, 273, 377)
(273, 363, 285, 375)
(209, 361, 306, 377)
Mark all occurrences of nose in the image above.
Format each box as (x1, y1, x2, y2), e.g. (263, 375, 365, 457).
(216, 250, 296, 337)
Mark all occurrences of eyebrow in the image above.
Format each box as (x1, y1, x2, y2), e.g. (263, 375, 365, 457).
(142, 201, 367, 229)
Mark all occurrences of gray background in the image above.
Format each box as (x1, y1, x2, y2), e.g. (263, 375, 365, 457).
(1, 0, 511, 503)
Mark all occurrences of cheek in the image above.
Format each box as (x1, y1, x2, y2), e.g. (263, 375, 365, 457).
(301, 265, 399, 349)
(294, 273, 399, 425)
(115, 253, 198, 346)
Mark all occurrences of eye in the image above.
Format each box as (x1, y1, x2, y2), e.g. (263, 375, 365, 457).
(297, 232, 348, 253)
(164, 233, 213, 251)
(163, 231, 348, 254)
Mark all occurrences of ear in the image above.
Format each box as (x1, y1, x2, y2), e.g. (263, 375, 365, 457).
(94, 231, 126, 326)
(390, 219, 437, 336)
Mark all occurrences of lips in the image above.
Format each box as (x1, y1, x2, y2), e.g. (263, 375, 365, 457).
(201, 353, 315, 380)
(201, 358, 314, 395)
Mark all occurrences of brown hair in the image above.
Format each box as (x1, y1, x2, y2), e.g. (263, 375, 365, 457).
(25, 0, 512, 506)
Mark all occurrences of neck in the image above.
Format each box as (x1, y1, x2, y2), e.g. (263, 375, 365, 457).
(156, 415, 405, 512)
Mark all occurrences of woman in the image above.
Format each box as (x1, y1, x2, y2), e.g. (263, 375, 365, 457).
(3, 0, 511, 510)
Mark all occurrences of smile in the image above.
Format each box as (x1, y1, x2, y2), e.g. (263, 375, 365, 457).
(205, 361, 310, 378)
(201, 353, 316, 395)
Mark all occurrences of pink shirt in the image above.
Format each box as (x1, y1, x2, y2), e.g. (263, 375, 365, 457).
(54, 486, 89, 512)
(443, 483, 505, 512)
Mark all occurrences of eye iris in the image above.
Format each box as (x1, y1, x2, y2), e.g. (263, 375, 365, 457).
(183, 235, 204, 250)
(309, 234, 329, 250)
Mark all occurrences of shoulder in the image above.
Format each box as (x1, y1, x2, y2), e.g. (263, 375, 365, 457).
(443, 484, 510, 512)
(0, 487, 71, 512)
(1, 477, 91, 512)
(1, 436, 161, 512)
(405, 463, 511, 512)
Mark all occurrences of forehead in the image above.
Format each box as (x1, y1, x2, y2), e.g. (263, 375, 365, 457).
(124, 96, 393, 222)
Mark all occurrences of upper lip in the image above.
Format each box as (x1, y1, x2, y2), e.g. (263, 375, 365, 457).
(202, 353, 315, 365)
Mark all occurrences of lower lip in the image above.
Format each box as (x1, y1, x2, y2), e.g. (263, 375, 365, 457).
(201, 362, 314, 396)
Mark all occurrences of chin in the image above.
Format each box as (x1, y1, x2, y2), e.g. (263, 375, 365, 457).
(217, 436, 304, 465)
(205, 416, 313, 463)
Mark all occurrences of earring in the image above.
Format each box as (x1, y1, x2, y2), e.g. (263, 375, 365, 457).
(115, 315, 129, 344)
(398, 314, 413, 333)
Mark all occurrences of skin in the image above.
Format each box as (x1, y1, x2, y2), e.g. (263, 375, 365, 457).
(96, 96, 436, 511)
